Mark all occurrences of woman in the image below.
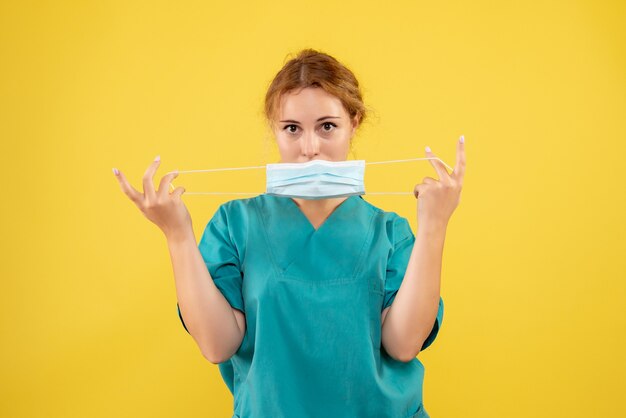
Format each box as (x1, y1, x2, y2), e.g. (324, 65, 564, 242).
(113, 48, 465, 418)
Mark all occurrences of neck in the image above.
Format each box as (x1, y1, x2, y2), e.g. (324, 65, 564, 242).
(291, 196, 349, 211)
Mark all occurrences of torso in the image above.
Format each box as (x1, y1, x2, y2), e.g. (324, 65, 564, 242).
(290, 196, 349, 230)
(203, 194, 436, 418)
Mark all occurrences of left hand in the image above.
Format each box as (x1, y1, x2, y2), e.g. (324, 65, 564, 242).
(413, 135, 466, 228)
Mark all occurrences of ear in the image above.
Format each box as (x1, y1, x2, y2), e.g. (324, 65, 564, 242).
(351, 115, 360, 135)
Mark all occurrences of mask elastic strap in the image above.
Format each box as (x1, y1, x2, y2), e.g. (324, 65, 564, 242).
(169, 157, 453, 195)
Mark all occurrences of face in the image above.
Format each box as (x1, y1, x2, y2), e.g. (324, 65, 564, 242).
(272, 87, 359, 163)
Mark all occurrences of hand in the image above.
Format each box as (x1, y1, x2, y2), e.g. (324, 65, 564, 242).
(113, 156, 193, 241)
(413, 135, 466, 228)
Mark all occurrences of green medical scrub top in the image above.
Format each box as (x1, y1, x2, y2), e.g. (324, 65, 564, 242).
(177, 194, 444, 418)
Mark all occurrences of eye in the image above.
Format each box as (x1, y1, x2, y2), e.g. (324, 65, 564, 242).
(283, 124, 299, 134)
(321, 122, 337, 132)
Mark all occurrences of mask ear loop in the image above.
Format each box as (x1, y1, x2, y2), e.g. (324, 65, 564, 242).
(365, 157, 453, 171)
(169, 157, 453, 195)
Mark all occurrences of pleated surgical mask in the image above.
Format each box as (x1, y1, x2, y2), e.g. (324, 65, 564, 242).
(169, 157, 453, 198)
(265, 159, 365, 199)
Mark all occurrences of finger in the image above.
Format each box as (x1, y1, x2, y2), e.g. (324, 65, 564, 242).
(171, 186, 186, 200)
(113, 168, 143, 205)
(452, 134, 466, 186)
(424, 146, 451, 181)
(413, 183, 423, 199)
(143, 155, 161, 201)
(157, 170, 179, 199)
(422, 176, 437, 185)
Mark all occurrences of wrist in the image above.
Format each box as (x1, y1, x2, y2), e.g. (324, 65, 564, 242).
(417, 218, 448, 235)
(165, 227, 196, 245)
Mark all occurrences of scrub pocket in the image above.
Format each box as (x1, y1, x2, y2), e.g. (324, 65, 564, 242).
(270, 273, 379, 412)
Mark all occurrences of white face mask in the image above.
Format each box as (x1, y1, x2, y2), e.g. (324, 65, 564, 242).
(169, 157, 453, 197)
(265, 159, 365, 199)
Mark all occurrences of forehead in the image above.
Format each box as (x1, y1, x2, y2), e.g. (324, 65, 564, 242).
(278, 87, 346, 120)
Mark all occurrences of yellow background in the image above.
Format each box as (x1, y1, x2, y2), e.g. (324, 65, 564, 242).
(1, 1, 624, 417)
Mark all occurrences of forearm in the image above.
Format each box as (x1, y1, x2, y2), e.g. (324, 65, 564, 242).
(167, 230, 243, 363)
(382, 222, 446, 361)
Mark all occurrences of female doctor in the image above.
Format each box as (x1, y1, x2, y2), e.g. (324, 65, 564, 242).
(113, 48, 465, 418)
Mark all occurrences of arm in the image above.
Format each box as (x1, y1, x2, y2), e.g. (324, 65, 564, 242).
(167, 230, 245, 364)
(111, 157, 246, 363)
(382, 136, 464, 361)
(381, 222, 446, 362)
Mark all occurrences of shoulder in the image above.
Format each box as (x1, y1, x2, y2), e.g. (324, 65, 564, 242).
(356, 196, 414, 242)
(212, 194, 265, 220)
(202, 196, 265, 253)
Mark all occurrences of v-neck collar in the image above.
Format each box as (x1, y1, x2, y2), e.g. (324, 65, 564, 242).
(256, 194, 372, 278)
(285, 195, 359, 233)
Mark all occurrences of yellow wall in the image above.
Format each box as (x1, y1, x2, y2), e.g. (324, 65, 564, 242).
(1, 1, 624, 417)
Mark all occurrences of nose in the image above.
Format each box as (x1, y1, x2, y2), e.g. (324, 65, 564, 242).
(301, 132, 320, 158)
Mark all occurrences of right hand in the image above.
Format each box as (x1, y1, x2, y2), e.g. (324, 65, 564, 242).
(113, 156, 192, 241)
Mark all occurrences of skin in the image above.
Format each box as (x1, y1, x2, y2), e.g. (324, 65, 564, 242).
(382, 136, 465, 361)
(271, 86, 360, 229)
(273, 88, 466, 361)
(111, 85, 466, 363)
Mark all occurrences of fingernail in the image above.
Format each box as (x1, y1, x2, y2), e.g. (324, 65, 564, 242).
(425, 146, 431, 153)
(112, 168, 119, 176)
(460, 135, 465, 144)
(154, 155, 160, 162)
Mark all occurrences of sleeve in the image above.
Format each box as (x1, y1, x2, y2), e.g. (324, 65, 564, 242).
(382, 216, 415, 311)
(383, 215, 444, 352)
(176, 203, 245, 334)
(420, 296, 444, 352)
(177, 302, 189, 334)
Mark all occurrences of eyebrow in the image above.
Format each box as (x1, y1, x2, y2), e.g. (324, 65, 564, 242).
(279, 116, 341, 123)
